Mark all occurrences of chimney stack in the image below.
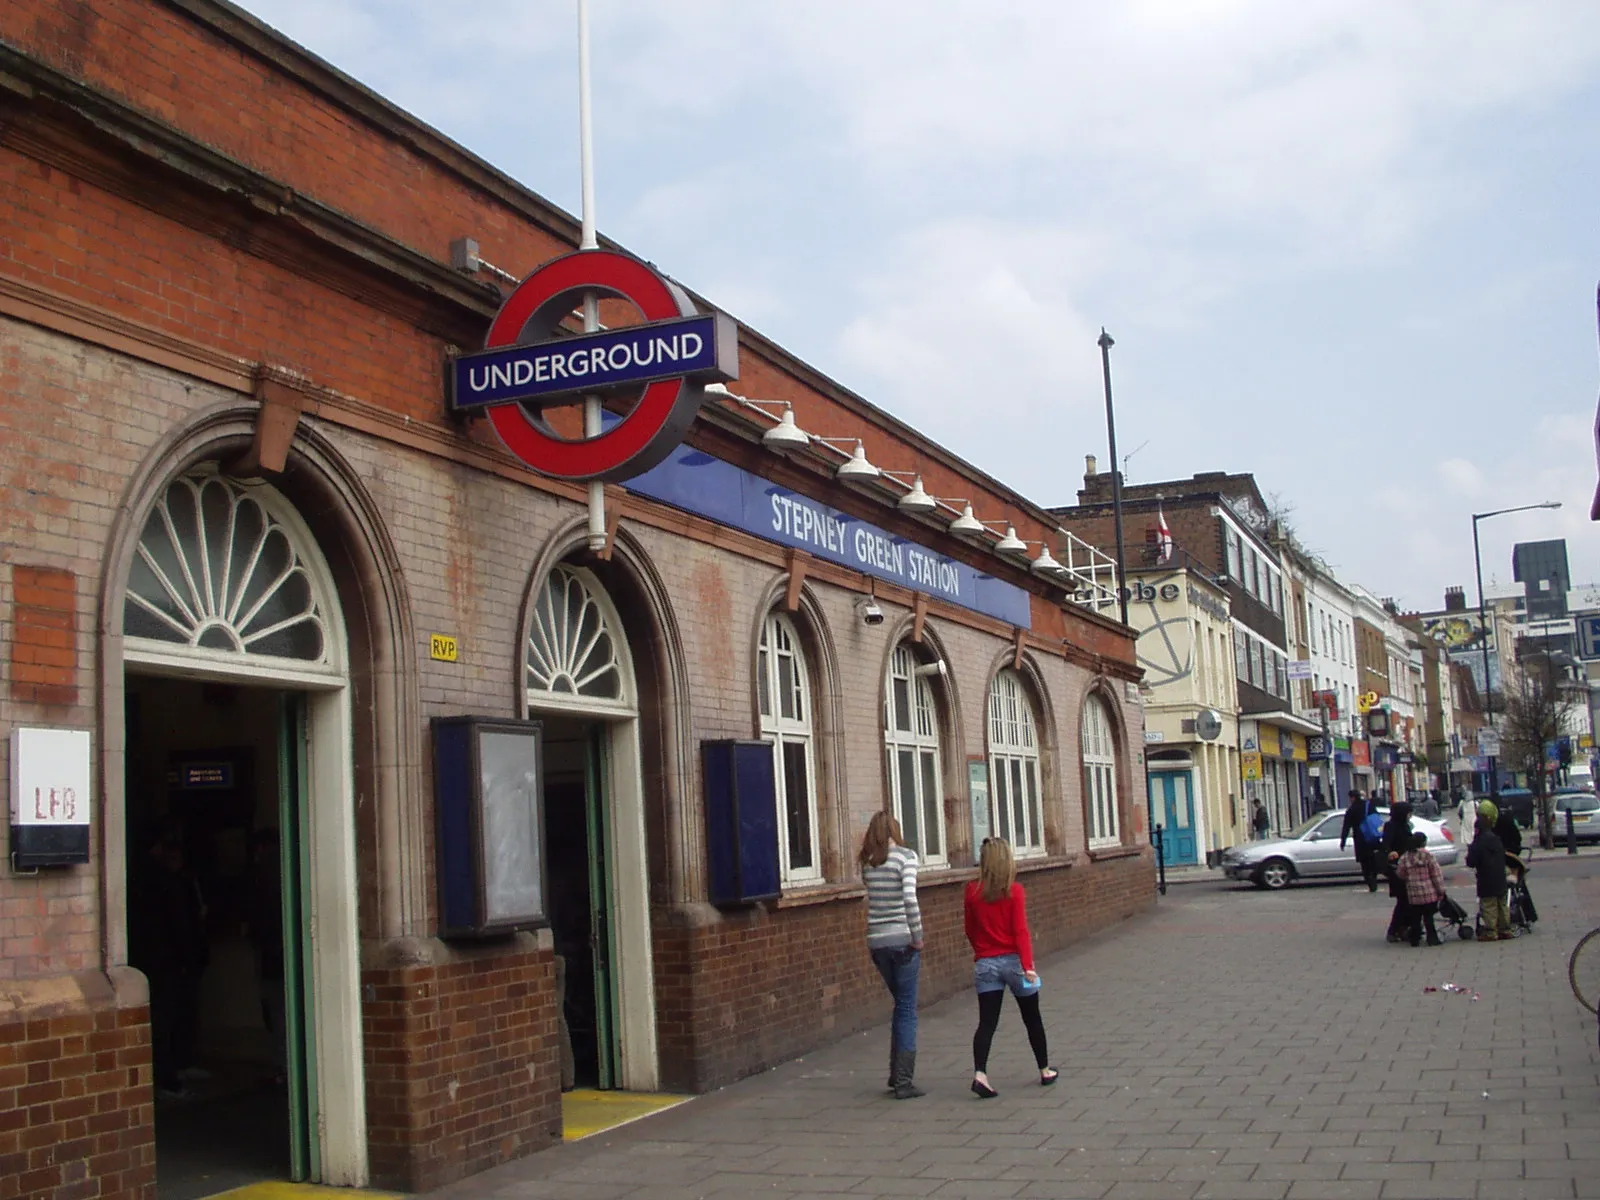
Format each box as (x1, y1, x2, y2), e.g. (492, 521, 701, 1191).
(1444, 586, 1466, 612)
(1085, 454, 1098, 477)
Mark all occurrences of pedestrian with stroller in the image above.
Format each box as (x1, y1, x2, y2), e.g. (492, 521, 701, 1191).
(1395, 831, 1445, 946)
(964, 837, 1057, 1098)
(859, 811, 925, 1099)
(1465, 812, 1512, 941)
(1381, 800, 1415, 943)
(1340, 789, 1382, 892)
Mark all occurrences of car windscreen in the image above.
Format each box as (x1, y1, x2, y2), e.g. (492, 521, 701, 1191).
(1555, 794, 1600, 812)
(1285, 814, 1328, 839)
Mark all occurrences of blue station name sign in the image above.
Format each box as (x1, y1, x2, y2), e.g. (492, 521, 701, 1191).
(627, 443, 1033, 628)
(450, 312, 737, 413)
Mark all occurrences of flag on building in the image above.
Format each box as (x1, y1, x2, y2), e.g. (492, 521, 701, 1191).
(1155, 503, 1173, 564)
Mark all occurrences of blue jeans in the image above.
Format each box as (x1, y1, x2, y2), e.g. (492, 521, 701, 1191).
(974, 952, 1034, 997)
(871, 944, 920, 1054)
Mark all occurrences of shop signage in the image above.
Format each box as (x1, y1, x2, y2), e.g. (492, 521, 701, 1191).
(1307, 735, 1330, 760)
(1478, 729, 1501, 757)
(1351, 739, 1371, 768)
(1188, 586, 1229, 622)
(1287, 659, 1314, 681)
(451, 250, 739, 483)
(627, 443, 1033, 627)
(1242, 751, 1262, 781)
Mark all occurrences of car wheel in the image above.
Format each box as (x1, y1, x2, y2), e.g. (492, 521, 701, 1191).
(1256, 858, 1293, 890)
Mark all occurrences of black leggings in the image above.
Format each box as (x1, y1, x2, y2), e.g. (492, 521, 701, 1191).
(973, 989, 1049, 1072)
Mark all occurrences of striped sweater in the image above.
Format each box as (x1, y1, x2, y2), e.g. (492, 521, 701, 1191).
(863, 844, 923, 949)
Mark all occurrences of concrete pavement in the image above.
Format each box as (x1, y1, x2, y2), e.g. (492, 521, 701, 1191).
(427, 855, 1600, 1200)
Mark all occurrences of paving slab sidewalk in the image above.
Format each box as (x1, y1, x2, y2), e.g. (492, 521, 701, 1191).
(428, 857, 1600, 1200)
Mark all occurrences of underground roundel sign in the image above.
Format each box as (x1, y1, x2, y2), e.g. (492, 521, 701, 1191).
(448, 250, 739, 482)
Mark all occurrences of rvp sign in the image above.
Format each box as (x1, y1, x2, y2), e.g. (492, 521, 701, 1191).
(449, 250, 738, 482)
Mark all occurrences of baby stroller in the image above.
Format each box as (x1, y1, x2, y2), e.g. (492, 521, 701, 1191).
(1437, 892, 1473, 939)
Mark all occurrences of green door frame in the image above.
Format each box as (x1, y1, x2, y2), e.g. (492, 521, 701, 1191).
(584, 727, 621, 1089)
(279, 693, 321, 1181)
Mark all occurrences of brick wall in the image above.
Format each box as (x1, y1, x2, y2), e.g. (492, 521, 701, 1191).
(654, 854, 1155, 1093)
(0, 969, 154, 1200)
(361, 938, 561, 1193)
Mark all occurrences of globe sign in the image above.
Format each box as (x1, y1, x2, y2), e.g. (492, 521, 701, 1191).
(448, 250, 739, 482)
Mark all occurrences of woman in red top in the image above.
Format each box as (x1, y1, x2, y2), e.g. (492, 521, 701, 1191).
(964, 838, 1057, 1097)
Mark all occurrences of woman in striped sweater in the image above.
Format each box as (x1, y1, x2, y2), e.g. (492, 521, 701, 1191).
(860, 810, 925, 1100)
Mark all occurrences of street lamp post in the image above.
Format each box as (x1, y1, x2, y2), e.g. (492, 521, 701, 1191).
(1098, 329, 1129, 627)
(1471, 501, 1562, 804)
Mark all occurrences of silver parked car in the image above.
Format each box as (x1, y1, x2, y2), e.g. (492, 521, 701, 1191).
(1220, 809, 1460, 890)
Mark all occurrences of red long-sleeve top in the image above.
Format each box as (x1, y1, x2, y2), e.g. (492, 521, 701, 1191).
(963, 880, 1035, 973)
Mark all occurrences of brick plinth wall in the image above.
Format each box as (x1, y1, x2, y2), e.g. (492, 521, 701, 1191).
(654, 854, 1155, 1093)
(0, 968, 154, 1200)
(361, 934, 560, 1193)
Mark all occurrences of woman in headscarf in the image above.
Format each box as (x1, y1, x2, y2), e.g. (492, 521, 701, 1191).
(1381, 800, 1415, 943)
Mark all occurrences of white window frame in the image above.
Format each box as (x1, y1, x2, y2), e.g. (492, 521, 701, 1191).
(1082, 693, 1121, 848)
(757, 611, 822, 885)
(987, 669, 1045, 856)
(883, 643, 946, 866)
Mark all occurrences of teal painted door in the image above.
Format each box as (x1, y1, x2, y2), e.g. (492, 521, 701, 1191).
(1149, 771, 1199, 866)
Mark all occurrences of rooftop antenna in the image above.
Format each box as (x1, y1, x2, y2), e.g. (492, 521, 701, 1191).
(1121, 439, 1149, 484)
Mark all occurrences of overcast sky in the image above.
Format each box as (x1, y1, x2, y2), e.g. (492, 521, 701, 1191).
(239, 0, 1600, 613)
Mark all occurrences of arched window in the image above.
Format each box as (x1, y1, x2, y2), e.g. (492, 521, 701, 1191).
(883, 643, 945, 865)
(1082, 693, 1121, 847)
(122, 468, 342, 679)
(526, 564, 635, 715)
(988, 669, 1043, 855)
(758, 611, 820, 883)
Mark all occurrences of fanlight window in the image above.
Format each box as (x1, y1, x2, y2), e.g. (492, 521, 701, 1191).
(123, 471, 331, 666)
(526, 565, 631, 707)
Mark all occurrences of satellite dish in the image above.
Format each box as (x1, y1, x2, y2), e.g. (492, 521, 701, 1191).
(1195, 709, 1223, 742)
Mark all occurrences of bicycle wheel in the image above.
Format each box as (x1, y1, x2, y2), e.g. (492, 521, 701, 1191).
(1570, 928, 1600, 1014)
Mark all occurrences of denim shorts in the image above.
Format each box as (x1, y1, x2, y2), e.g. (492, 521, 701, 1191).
(974, 953, 1032, 996)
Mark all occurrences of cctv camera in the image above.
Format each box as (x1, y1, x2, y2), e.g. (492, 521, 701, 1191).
(913, 660, 948, 679)
(857, 598, 885, 626)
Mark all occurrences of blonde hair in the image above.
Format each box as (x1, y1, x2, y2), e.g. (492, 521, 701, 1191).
(978, 837, 1016, 903)
(858, 810, 904, 869)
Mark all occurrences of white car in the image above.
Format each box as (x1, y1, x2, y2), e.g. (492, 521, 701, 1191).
(1220, 809, 1460, 890)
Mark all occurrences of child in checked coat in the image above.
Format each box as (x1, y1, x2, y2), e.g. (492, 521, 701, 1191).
(1395, 831, 1445, 947)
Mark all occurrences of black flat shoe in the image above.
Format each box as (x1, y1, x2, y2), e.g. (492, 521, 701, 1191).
(971, 1079, 998, 1099)
(1040, 1068, 1059, 1086)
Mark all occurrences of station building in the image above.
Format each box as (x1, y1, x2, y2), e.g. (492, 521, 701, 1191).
(0, 2, 1155, 1196)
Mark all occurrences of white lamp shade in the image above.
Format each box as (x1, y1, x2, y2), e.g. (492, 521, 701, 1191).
(836, 441, 880, 480)
(897, 476, 937, 513)
(1032, 546, 1064, 574)
(995, 526, 1027, 554)
(949, 504, 985, 536)
(762, 408, 811, 450)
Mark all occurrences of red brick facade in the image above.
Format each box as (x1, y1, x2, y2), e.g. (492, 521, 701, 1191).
(0, 971, 154, 1200)
(362, 940, 561, 1193)
(0, 4, 1153, 1197)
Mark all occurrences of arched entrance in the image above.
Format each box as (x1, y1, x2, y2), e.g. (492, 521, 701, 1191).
(118, 465, 367, 1189)
(524, 561, 658, 1091)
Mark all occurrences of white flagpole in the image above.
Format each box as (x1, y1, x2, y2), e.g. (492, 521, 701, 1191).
(578, 0, 605, 550)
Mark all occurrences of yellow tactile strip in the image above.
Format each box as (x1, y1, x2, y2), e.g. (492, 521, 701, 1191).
(206, 1185, 403, 1200)
(562, 1088, 690, 1142)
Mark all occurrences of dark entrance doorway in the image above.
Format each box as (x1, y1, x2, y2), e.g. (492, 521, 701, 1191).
(541, 717, 619, 1091)
(124, 674, 318, 1199)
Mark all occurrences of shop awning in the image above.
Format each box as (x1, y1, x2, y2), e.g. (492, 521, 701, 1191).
(1240, 710, 1324, 735)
